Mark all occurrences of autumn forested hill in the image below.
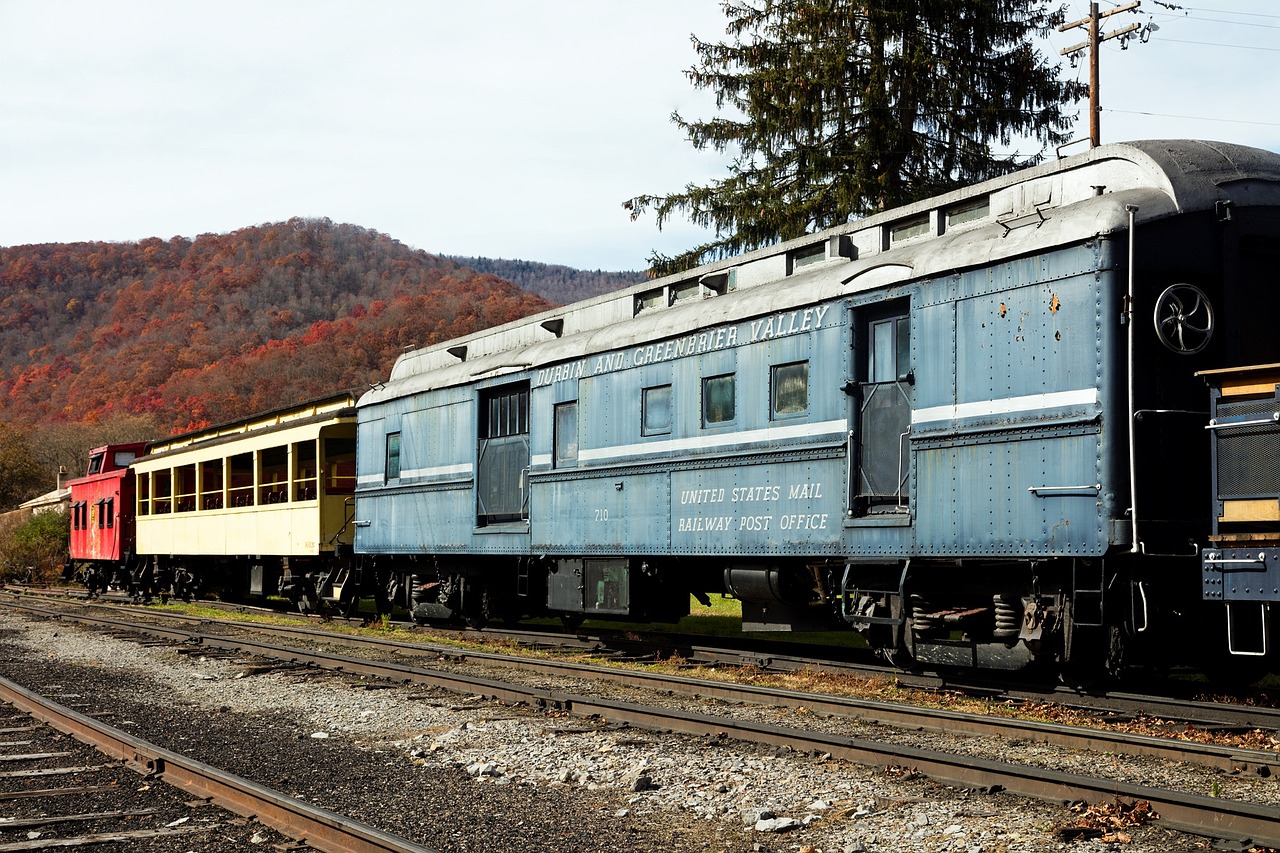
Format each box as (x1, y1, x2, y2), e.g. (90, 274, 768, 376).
(0, 218, 554, 436)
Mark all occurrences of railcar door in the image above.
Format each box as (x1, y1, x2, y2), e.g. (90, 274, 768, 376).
(854, 307, 913, 515)
(476, 382, 531, 525)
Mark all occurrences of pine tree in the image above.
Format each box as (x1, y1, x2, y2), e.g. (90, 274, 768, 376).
(626, 0, 1087, 275)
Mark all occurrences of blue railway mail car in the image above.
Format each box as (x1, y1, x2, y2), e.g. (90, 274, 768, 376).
(355, 140, 1280, 674)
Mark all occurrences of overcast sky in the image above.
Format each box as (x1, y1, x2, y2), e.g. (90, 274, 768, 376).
(2, 1, 1277, 271)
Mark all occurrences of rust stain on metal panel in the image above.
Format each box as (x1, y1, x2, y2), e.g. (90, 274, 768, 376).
(1049, 293, 1061, 314)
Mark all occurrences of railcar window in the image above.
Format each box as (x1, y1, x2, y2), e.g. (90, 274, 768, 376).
(642, 385, 672, 436)
(293, 440, 318, 501)
(324, 437, 357, 496)
(484, 387, 529, 439)
(175, 464, 196, 512)
(113, 450, 137, 468)
(200, 459, 224, 509)
(228, 453, 254, 507)
(702, 374, 736, 426)
(153, 470, 172, 514)
(105, 498, 114, 529)
(635, 288, 664, 314)
(772, 361, 809, 418)
(788, 243, 825, 273)
(385, 432, 401, 482)
(669, 281, 700, 304)
(137, 475, 150, 516)
(890, 213, 931, 243)
(869, 317, 910, 383)
(87, 454, 103, 476)
(944, 197, 989, 230)
(259, 446, 288, 504)
(554, 402, 578, 467)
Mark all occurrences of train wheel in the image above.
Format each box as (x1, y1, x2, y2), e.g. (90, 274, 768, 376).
(560, 613, 584, 632)
(878, 644, 917, 671)
(1061, 605, 1125, 688)
(868, 593, 916, 670)
(463, 588, 491, 630)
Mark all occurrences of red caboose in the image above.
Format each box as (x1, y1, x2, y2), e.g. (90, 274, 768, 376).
(67, 442, 148, 592)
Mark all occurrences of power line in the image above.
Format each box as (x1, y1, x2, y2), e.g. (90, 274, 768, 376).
(1157, 37, 1280, 52)
(1179, 5, 1280, 20)
(1106, 108, 1280, 128)
(1178, 15, 1280, 29)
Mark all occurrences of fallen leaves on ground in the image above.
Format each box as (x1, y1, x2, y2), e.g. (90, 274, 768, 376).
(1052, 798, 1157, 843)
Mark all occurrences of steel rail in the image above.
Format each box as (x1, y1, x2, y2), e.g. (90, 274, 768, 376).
(4, 600, 1277, 847)
(7, 599, 1278, 775)
(18, 586, 1280, 731)
(203, 615, 1279, 778)
(11, 591, 1280, 740)
(0, 674, 436, 853)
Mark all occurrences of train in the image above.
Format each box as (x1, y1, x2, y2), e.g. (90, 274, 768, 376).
(65, 139, 1280, 679)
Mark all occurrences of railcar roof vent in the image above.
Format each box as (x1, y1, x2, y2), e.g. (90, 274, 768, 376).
(447, 344, 468, 361)
(540, 318, 565, 337)
(699, 269, 735, 295)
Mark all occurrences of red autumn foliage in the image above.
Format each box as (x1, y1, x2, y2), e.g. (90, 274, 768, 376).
(0, 218, 551, 433)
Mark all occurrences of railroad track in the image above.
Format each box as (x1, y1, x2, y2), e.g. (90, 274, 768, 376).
(0, 673, 434, 852)
(10, 589, 1280, 758)
(56, 602, 1277, 776)
(4, 596, 1277, 849)
(16, 584, 1279, 731)
(0, 690, 238, 851)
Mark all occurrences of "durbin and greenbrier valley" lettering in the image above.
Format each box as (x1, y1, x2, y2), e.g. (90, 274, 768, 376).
(533, 305, 832, 388)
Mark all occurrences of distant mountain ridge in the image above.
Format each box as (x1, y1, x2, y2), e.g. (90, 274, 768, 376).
(0, 219, 552, 433)
(445, 256, 647, 305)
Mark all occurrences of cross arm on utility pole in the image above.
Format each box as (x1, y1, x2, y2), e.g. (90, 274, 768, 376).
(1059, 0, 1142, 32)
(1059, 1, 1145, 148)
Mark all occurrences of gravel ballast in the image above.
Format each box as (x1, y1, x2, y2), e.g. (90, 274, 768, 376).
(0, 611, 1237, 852)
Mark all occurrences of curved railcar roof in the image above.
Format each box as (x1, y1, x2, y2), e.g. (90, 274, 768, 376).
(362, 140, 1280, 406)
(138, 392, 358, 463)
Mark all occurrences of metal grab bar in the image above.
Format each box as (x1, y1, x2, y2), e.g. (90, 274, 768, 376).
(1134, 580, 1149, 633)
(1206, 413, 1279, 430)
(896, 428, 910, 510)
(1027, 484, 1101, 495)
(1204, 553, 1268, 568)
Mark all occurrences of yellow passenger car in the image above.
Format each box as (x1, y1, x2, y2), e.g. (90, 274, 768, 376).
(132, 393, 358, 600)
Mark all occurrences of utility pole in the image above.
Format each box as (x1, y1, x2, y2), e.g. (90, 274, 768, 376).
(1059, 1, 1143, 148)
